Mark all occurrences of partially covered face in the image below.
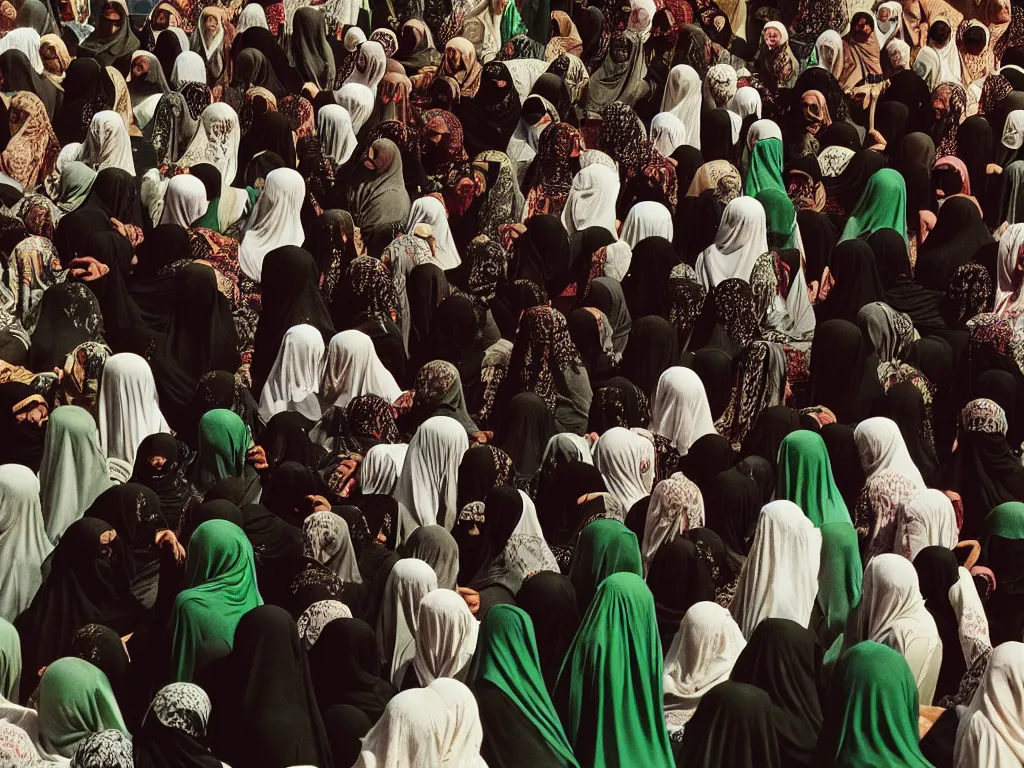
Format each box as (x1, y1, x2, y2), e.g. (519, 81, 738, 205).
(877, 7, 890, 22)
(131, 55, 149, 80)
(41, 44, 64, 75)
(763, 26, 782, 47)
(203, 12, 220, 34)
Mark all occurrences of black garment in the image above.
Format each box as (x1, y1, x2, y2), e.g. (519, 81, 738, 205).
(52, 56, 113, 145)
(80, 166, 142, 226)
(675, 190, 723, 265)
(453, 485, 520, 587)
(475, 681, 568, 768)
(867, 227, 947, 334)
(165, 263, 240, 382)
(406, 263, 449, 354)
(82, 231, 148, 347)
(232, 27, 303, 94)
(701, 468, 761, 565)
(83, 483, 167, 593)
(131, 433, 200, 536)
(15, 517, 140, 699)
(236, 111, 297, 186)
(251, 246, 335, 393)
(153, 26, 184, 80)
(982, 528, 1024, 646)
(456, 444, 513, 511)
(188, 369, 266, 451)
(232, 47, 287, 100)
(205, 605, 334, 768)
(322, 705, 371, 768)
(128, 223, 190, 334)
(973, 369, 1024, 455)
(290, 6, 334, 89)
(456, 62, 522, 156)
(69, 623, 145, 729)
(515, 571, 580, 691)
(875, 101, 909, 166)
(512, 214, 571, 289)
(620, 237, 677, 319)
(742, 406, 803, 469)
(27, 282, 105, 372)
(797, 210, 837, 289)
(828, 149, 886, 215)
(0, 49, 61, 117)
(619, 315, 679, 398)
(53, 208, 115, 266)
(937, 432, 1024, 539)
(701, 108, 738, 164)
(915, 196, 994, 291)
(262, 461, 324, 526)
(133, 694, 223, 768)
(492, 392, 556, 478)
(647, 537, 715, 650)
(808, 319, 885, 424)
(958, 117, 997, 220)
(678, 433, 738, 498)
(240, 502, 304, 608)
(587, 378, 647, 433)
(78, 2, 139, 71)
(308, 617, 395, 722)
(913, 546, 965, 701)
(878, 69, 931, 134)
(535, 460, 605, 547)
(675, 681, 782, 768)
(879, 380, 939, 484)
(0, 381, 47, 471)
(685, 349, 731, 420)
(259, 411, 328, 470)
(820, 423, 866, 511)
(730, 618, 822, 768)
(814, 239, 886, 324)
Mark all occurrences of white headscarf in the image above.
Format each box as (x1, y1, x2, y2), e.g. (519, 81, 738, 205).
(355, 688, 448, 768)
(995, 222, 1024, 325)
(413, 589, 479, 685)
(730, 500, 823, 638)
(915, 45, 942, 91)
(98, 353, 170, 466)
(813, 30, 843, 79)
(378, 557, 438, 687)
(694, 196, 768, 289)
(727, 85, 762, 119)
(258, 324, 325, 422)
(178, 103, 241, 184)
(343, 40, 387, 91)
(593, 427, 655, 510)
(931, 38, 962, 85)
(335, 83, 375, 133)
(302, 511, 362, 583)
(78, 111, 135, 175)
(895, 488, 957, 561)
(158, 173, 208, 228)
(473, 490, 559, 592)
(641, 474, 703, 574)
(0, 464, 52, 621)
(746, 118, 783, 150)
(620, 201, 673, 248)
(661, 64, 702, 149)
(235, 3, 268, 32)
(317, 104, 358, 169)
(239, 167, 305, 281)
(38, 405, 112, 545)
(649, 112, 687, 157)
(561, 163, 620, 238)
(406, 196, 461, 270)
(853, 416, 926, 489)
(875, 2, 903, 48)
(320, 329, 402, 409)
(954, 642, 1024, 768)
(361, 444, 409, 496)
(663, 601, 746, 733)
(396, 416, 469, 540)
(0, 28, 43, 73)
(648, 367, 716, 454)
(429, 678, 487, 768)
(170, 50, 206, 89)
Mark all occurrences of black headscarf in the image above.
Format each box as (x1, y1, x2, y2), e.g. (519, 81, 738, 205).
(153, 26, 185, 80)
(915, 196, 994, 291)
(620, 236, 677, 319)
(819, 423, 866, 511)
(679, 433, 737, 497)
(912, 546, 964, 701)
(647, 537, 715, 649)
(742, 406, 803, 469)
(879, 380, 939, 484)
(232, 27, 303, 94)
(676, 681, 782, 768)
(814, 239, 885, 324)
(232, 48, 287, 98)
(128, 223, 190, 333)
(492, 392, 557, 479)
(730, 618, 822, 768)
(291, 7, 335, 90)
(796, 210, 837, 289)
(808, 319, 884, 424)
(79, 0, 138, 69)
(84, 482, 167, 580)
(236, 111, 297, 184)
(867, 227, 947, 333)
(165, 262, 240, 382)
(619, 315, 679, 398)
(973, 369, 1024, 454)
(702, 468, 761, 565)
(515, 571, 580, 690)
(52, 56, 113, 144)
(308, 617, 395, 722)
(130, 433, 201, 536)
(0, 381, 48, 471)
(27, 282, 105, 372)
(205, 605, 334, 768)
(0, 49, 61, 117)
(457, 61, 522, 156)
(701, 108, 738, 164)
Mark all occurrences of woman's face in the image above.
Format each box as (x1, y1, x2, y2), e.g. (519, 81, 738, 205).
(853, 15, 873, 41)
(101, 2, 122, 32)
(932, 89, 950, 120)
(41, 44, 64, 75)
(131, 55, 149, 80)
(877, 7, 890, 23)
(203, 12, 220, 35)
(148, 454, 168, 470)
(445, 46, 462, 72)
(763, 26, 782, 47)
(364, 146, 376, 171)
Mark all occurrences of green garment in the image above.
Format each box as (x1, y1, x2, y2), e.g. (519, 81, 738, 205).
(777, 430, 851, 527)
(817, 522, 862, 648)
(194, 409, 251, 491)
(38, 657, 128, 758)
(501, 1, 528, 45)
(814, 642, 933, 768)
(744, 138, 785, 198)
(568, 519, 642, 609)
(472, 605, 580, 768)
(840, 169, 907, 242)
(169, 519, 262, 682)
(0, 618, 19, 701)
(982, 502, 1024, 551)
(194, 187, 259, 233)
(755, 188, 798, 249)
(554, 572, 673, 768)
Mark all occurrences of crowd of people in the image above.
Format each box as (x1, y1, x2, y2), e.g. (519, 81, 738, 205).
(0, 0, 1023, 763)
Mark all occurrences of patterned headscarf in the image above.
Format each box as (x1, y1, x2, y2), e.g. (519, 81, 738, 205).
(2, 91, 60, 189)
(713, 278, 758, 347)
(980, 73, 1013, 115)
(347, 256, 400, 322)
(5, 235, 63, 329)
(509, 305, 584, 410)
(146, 683, 212, 737)
(278, 94, 315, 138)
(347, 394, 401, 445)
(526, 122, 582, 218)
(960, 398, 1008, 435)
(151, 92, 198, 167)
(70, 730, 133, 768)
(931, 81, 967, 156)
(599, 101, 678, 211)
(705, 63, 737, 107)
(947, 262, 994, 323)
(466, 237, 507, 303)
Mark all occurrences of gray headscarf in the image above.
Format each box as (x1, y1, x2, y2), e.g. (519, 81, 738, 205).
(400, 524, 459, 589)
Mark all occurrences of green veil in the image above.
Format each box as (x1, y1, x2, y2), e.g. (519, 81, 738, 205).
(38, 657, 128, 758)
(777, 430, 851, 527)
(840, 168, 907, 242)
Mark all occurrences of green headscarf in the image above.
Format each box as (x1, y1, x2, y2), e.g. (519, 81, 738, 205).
(568, 519, 642, 609)
(501, 1, 528, 45)
(194, 409, 251, 491)
(814, 642, 933, 767)
(554, 572, 674, 768)
(745, 138, 785, 198)
(169, 519, 262, 682)
(840, 169, 907, 242)
(38, 657, 128, 758)
(777, 430, 851, 527)
(982, 502, 1024, 551)
(816, 522, 862, 648)
(755, 188, 798, 249)
(0, 618, 19, 701)
(472, 605, 580, 768)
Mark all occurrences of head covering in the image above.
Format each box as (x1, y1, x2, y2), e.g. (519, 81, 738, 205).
(239, 167, 305, 281)
(97, 352, 170, 466)
(0, 464, 52, 621)
(695, 195, 769, 289)
(38, 657, 127, 759)
(647, 366, 715, 454)
(776, 430, 850, 527)
(378, 557, 437, 686)
(953, 641, 1024, 766)
(133, 682, 220, 768)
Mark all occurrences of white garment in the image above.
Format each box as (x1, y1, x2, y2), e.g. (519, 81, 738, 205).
(406, 196, 461, 270)
(235, 3, 268, 32)
(727, 86, 762, 119)
(361, 444, 409, 496)
(853, 416, 926, 489)
(932, 40, 963, 85)
(915, 46, 942, 91)
(320, 329, 402, 409)
(694, 196, 769, 290)
(158, 173, 208, 228)
(412, 589, 479, 685)
(661, 64, 702, 150)
(619, 201, 673, 248)
(98, 353, 170, 466)
(954, 642, 1024, 768)
(814, 30, 843, 79)
(133, 93, 162, 130)
(429, 678, 488, 768)
(78, 111, 135, 176)
(641, 474, 703, 574)
(579, 148, 617, 172)
(378, 558, 438, 687)
(37, 405, 112, 545)
(335, 83, 375, 133)
(170, 51, 207, 89)
(648, 367, 716, 454)
(1003, 110, 1024, 154)
(561, 163, 620, 238)
(895, 489, 957, 561)
(178, 103, 241, 185)
(730, 500, 823, 638)
(948, 565, 992, 670)
(258, 324, 325, 422)
(354, 689, 448, 768)
(851, 553, 942, 704)
(593, 427, 655, 510)
(239, 167, 305, 281)
(316, 104, 358, 170)
(875, 2, 903, 49)
(995, 222, 1024, 326)
(473, 490, 559, 592)
(663, 602, 746, 732)
(396, 416, 469, 540)
(0, 465, 52, 622)
(650, 112, 687, 157)
(0, 28, 43, 73)
(342, 40, 387, 91)
(541, 433, 593, 465)
(302, 511, 362, 583)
